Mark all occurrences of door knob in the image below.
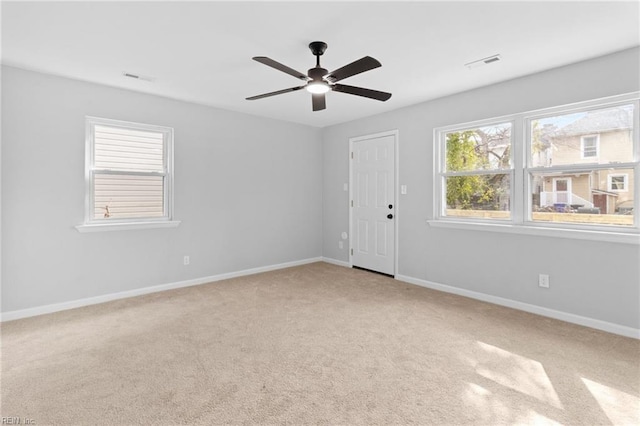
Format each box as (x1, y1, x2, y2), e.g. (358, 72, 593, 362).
(387, 214, 393, 219)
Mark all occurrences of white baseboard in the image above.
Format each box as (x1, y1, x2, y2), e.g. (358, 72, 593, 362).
(321, 257, 351, 268)
(395, 274, 639, 339)
(5, 258, 636, 339)
(1, 257, 323, 322)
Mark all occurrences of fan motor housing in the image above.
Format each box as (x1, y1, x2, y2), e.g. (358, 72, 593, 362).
(308, 67, 328, 80)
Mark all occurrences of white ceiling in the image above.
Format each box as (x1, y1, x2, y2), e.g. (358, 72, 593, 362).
(2, 1, 639, 128)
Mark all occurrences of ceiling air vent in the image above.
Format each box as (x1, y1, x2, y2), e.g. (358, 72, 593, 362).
(122, 72, 155, 82)
(465, 54, 502, 69)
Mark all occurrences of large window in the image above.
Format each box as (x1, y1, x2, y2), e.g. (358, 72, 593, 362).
(81, 117, 175, 229)
(435, 95, 639, 238)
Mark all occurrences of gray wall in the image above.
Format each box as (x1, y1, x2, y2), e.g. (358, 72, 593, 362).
(322, 47, 640, 329)
(2, 48, 639, 331)
(1, 66, 322, 312)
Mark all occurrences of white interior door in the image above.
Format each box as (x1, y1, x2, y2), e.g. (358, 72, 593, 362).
(351, 134, 395, 275)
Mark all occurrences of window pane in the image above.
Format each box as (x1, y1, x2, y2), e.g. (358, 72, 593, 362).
(530, 104, 634, 167)
(94, 125, 164, 172)
(582, 136, 598, 158)
(94, 174, 165, 220)
(445, 174, 511, 219)
(530, 170, 634, 226)
(445, 123, 512, 172)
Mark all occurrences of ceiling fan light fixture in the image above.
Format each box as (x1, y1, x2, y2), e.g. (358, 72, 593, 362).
(247, 41, 391, 111)
(306, 82, 330, 94)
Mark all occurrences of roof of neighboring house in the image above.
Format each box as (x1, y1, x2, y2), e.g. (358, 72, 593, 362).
(553, 105, 633, 137)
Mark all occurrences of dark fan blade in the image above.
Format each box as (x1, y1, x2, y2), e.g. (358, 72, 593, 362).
(325, 56, 381, 83)
(312, 93, 326, 111)
(246, 86, 306, 100)
(246, 86, 306, 101)
(253, 57, 309, 81)
(332, 84, 392, 101)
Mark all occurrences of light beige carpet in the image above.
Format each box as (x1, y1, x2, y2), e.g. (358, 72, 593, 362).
(1, 262, 638, 425)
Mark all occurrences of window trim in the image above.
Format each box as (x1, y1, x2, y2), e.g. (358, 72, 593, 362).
(433, 92, 640, 243)
(77, 116, 179, 232)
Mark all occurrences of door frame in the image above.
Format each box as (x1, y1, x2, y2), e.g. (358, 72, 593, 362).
(348, 129, 399, 275)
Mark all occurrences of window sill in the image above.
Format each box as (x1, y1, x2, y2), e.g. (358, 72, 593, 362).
(75, 220, 181, 233)
(427, 220, 639, 245)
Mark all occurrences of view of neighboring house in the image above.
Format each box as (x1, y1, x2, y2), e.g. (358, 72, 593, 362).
(534, 104, 634, 215)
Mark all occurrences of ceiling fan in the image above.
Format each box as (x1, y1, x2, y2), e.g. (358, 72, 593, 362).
(246, 41, 392, 111)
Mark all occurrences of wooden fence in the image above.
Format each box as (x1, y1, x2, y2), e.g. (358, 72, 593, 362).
(446, 209, 634, 226)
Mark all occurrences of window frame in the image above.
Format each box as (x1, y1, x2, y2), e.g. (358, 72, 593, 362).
(432, 93, 640, 243)
(436, 118, 515, 223)
(76, 116, 179, 232)
(608, 173, 629, 192)
(580, 134, 599, 159)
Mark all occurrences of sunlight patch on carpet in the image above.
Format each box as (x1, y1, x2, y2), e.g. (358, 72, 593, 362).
(462, 382, 562, 425)
(582, 377, 640, 425)
(474, 341, 563, 409)
(516, 410, 562, 425)
(463, 382, 509, 423)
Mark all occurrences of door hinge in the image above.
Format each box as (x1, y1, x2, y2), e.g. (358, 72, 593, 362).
(351, 248, 353, 256)
(351, 200, 353, 207)
(351, 152, 353, 159)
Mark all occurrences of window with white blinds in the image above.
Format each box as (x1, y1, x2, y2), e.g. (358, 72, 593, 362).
(85, 117, 173, 223)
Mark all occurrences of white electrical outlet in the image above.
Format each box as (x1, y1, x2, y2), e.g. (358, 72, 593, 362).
(538, 274, 550, 288)
(339, 241, 344, 249)
(184, 256, 190, 266)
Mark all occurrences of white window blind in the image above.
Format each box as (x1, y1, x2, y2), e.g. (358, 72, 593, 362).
(86, 118, 173, 223)
(94, 125, 164, 171)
